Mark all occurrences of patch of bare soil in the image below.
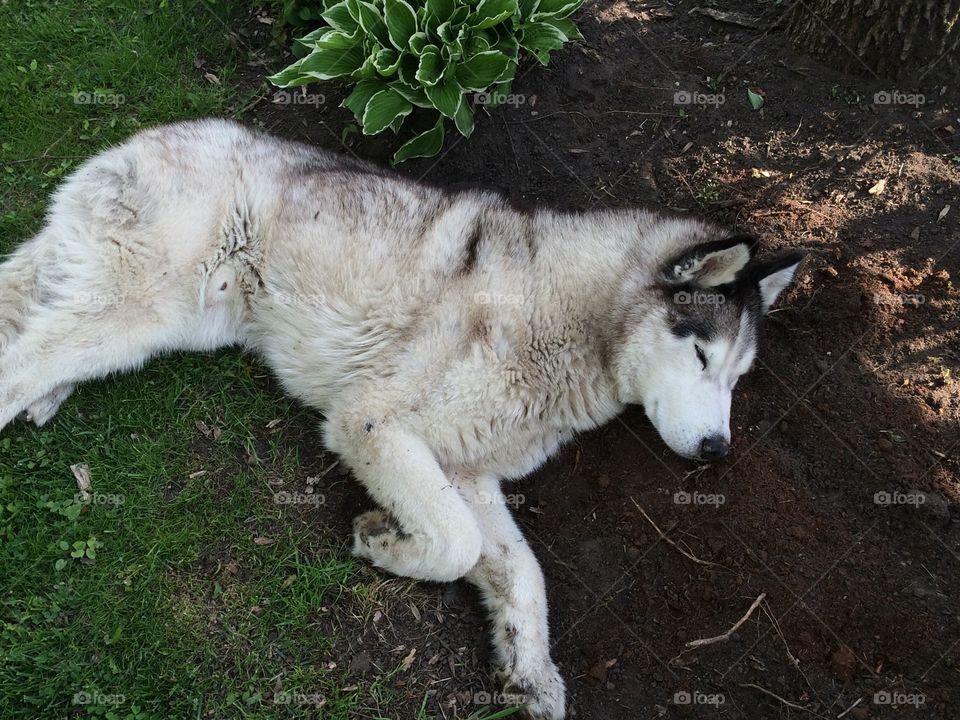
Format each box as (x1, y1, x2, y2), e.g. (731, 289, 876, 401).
(202, 1, 960, 716)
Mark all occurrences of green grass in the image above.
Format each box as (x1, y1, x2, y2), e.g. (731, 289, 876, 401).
(0, 2, 403, 718)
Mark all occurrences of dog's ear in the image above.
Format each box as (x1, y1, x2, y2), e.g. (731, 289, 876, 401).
(742, 252, 804, 312)
(663, 235, 757, 287)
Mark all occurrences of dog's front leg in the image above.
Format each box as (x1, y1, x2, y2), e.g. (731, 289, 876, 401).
(324, 410, 483, 582)
(465, 476, 565, 720)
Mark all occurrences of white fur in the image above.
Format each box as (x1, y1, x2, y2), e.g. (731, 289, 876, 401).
(0, 120, 800, 719)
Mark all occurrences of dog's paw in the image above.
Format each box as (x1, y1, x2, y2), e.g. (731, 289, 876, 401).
(24, 384, 75, 427)
(352, 509, 401, 563)
(500, 662, 566, 720)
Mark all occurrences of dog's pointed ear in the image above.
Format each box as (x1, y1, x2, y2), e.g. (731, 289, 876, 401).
(663, 236, 757, 287)
(745, 252, 804, 313)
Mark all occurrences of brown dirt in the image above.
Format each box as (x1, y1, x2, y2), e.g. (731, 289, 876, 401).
(207, 1, 960, 717)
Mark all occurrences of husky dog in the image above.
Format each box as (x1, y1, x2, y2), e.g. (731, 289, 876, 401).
(0, 120, 801, 719)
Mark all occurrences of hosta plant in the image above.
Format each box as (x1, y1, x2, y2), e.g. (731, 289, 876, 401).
(269, 0, 583, 163)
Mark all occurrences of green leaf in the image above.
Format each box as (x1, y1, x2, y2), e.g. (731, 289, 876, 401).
(424, 75, 463, 118)
(519, 0, 540, 19)
(426, 0, 455, 24)
(465, 34, 492, 55)
(311, 46, 368, 79)
(398, 53, 420, 85)
(322, 1, 360, 32)
(362, 88, 414, 134)
(455, 50, 511, 91)
(356, 1, 392, 47)
(747, 88, 764, 110)
(373, 47, 403, 75)
(268, 57, 313, 88)
(531, 0, 581, 19)
(313, 29, 362, 49)
(416, 48, 443, 86)
(393, 116, 446, 163)
(342, 78, 389, 119)
(453, 96, 475, 137)
(470, 0, 518, 30)
(384, 0, 418, 50)
(54, 558, 67, 571)
(519, 21, 566, 64)
(540, 16, 582, 40)
(409, 31, 429, 55)
(389, 79, 433, 107)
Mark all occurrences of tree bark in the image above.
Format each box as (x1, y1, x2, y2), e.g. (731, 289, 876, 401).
(787, 0, 960, 84)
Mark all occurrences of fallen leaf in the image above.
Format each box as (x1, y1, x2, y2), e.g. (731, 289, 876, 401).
(253, 537, 276, 546)
(868, 178, 887, 195)
(401, 648, 417, 671)
(937, 204, 951, 222)
(204, 72, 220, 85)
(70, 463, 91, 493)
(747, 88, 764, 110)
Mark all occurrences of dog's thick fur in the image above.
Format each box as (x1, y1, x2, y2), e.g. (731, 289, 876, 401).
(0, 120, 802, 719)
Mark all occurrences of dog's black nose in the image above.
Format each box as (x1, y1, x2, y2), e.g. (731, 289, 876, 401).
(700, 436, 729, 461)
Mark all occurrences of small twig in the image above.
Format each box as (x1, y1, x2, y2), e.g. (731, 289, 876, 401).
(739, 683, 817, 714)
(4, 154, 86, 166)
(837, 698, 862, 718)
(686, 593, 766, 649)
(761, 602, 799, 668)
(630, 498, 722, 568)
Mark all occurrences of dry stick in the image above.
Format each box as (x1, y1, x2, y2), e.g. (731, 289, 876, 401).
(630, 497, 722, 568)
(685, 592, 767, 649)
(739, 683, 821, 716)
(669, 592, 767, 666)
(837, 698, 863, 718)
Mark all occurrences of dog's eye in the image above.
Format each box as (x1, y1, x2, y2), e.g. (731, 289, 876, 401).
(695, 344, 707, 370)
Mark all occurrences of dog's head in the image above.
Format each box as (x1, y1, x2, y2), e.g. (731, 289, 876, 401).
(613, 232, 802, 462)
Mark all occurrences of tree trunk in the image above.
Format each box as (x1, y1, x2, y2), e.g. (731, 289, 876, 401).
(787, 0, 960, 84)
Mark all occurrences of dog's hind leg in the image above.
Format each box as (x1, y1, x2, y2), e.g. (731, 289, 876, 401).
(23, 383, 76, 426)
(465, 476, 565, 720)
(0, 282, 226, 433)
(0, 232, 48, 354)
